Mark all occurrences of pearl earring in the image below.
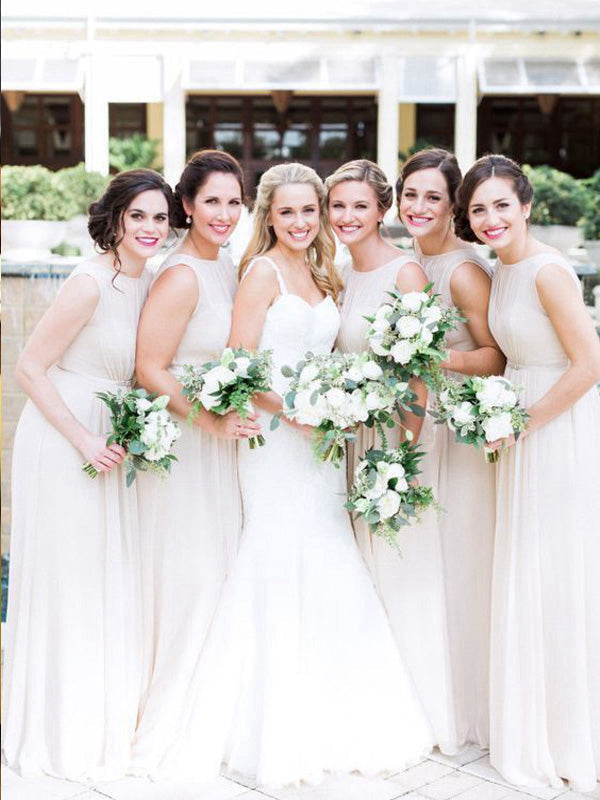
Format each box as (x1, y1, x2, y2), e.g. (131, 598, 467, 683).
(186, 215, 192, 225)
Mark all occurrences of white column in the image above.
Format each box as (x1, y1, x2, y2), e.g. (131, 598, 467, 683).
(377, 54, 400, 221)
(84, 55, 109, 175)
(454, 50, 478, 173)
(163, 58, 186, 188)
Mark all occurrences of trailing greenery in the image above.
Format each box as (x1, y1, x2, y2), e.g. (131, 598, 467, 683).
(579, 170, 600, 241)
(524, 164, 588, 227)
(109, 134, 160, 172)
(1, 163, 108, 220)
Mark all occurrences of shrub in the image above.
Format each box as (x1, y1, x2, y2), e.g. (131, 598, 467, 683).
(579, 170, 600, 241)
(1, 165, 71, 220)
(52, 163, 109, 217)
(109, 134, 160, 172)
(524, 165, 588, 227)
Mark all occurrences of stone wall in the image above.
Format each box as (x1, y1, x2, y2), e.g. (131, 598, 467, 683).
(1, 271, 68, 554)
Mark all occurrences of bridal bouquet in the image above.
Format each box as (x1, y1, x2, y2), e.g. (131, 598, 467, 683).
(83, 388, 180, 486)
(180, 347, 273, 448)
(431, 375, 529, 463)
(365, 286, 462, 386)
(346, 443, 436, 551)
(275, 350, 413, 467)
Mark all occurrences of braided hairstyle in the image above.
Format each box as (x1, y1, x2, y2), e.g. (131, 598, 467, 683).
(454, 154, 534, 243)
(87, 168, 173, 285)
(172, 149, 245, 229)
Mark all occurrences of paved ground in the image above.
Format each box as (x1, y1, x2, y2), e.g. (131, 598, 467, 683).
(3, 747, 600, 800)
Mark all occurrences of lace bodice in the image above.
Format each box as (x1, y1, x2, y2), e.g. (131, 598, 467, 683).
(243, 257, 340, 393)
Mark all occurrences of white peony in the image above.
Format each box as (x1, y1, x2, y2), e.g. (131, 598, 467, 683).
(418, 326, 434, 345)
(369, 335, 389, 356)
(375, 303, 394, 320)
(366, 472, 389, 500)
(199, 386, 221, 410)
(349, 390, 369, 422)
(204, 365, 236, 393)
(384, 462, 406, 482)
(401, 292, 429, 312)
(390, 340, 417, 365)
(361, 360, 383, 380)
(482, 411, 514, 442)
(365, 391, 386, 411)
(396, 315, 422, 339)
(476, 378, 517, 412)
(371, 314, 391, 334)
(233, 356, 251, 377)
(136, 397, 153, 413)
(379, 490, 401, 519)
(325, 387, 347, 409)
(451, 401, 476, 427)
(422, 304, 442, 327)
(343, 365, 363, 382)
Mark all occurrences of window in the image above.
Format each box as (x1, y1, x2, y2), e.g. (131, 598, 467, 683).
(109, 104, 147, 139)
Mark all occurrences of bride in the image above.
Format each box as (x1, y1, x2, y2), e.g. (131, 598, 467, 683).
(136, 162, 433, 787)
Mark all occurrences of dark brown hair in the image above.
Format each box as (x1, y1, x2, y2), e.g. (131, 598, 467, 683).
(396, 148, 462, 207)
(172, 149, 245, 228)
(87, 168, 173, 284)
(454, 154, 534, 243)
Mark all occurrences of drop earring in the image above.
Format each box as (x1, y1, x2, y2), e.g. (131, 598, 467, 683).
(186, 215, 192, 225)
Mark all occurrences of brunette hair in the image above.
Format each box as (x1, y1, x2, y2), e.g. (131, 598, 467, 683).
(172, 149, 245, 228)
(324, 159, 393, 214)
(454, 154, 534, 243)
(239, 162, 343, 301)
(395, 148, 462, 207)
(87, 168, 173, 284)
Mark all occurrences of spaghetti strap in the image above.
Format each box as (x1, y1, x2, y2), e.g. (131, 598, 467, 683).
(242, 256, 288, 294)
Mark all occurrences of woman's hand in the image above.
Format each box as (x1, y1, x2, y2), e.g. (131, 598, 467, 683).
(284, 417, 314, 438)
(209, 410, 262, 441)
(484, 432, 524, 454)
(79, 433, 126, 473)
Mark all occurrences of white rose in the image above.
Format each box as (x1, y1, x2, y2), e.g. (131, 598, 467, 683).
(401, 292, 429, 312)
(349, 390, 369, 422)
(300, 363, 320, 384)
(366, 472, 389, 500)
(482, 411, 514, 442)
(199, 387, 221, 410)
(207, 365, 237, 388)
(369, 335, 389, 356)
(375, 303, 394, 320)
(476, 377, 516, 412)
(136, 398, 153, 413)
(385, 462, 406, 482)
(396, 315, 422, 339)
(343, 365, 363, 382)
(325, 387, 347, 409)
(361, 360, 383, 380)
(371, 315, 391, 334)
(419, 326, 434, 345)
(233, 356, 251, 377)
(451, 401, 476, 428)
(390, 340, 417, 365)
(422, 304, 442, 327)
(378, 490, 401, 519)
(365, 391, 385, 411)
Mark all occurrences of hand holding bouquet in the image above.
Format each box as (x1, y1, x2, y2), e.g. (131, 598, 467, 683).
(275, 351, 413, 467)
(83, 388, 180, 486)
(365, 286, 462, 386)
(346, 443, 437, 552)
(180, 348, 272, 448)
(431, 375, 529, 463)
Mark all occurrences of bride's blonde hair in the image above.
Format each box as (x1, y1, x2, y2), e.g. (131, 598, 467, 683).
(239, 163, 342, 301)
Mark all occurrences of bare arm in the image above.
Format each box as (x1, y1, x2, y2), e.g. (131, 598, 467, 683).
(487, 263, 600, 451)
(15, 274, 125, 473)
(396, 261, 429, 443)
(444, 262, 506, 376)
(135, 265, 260, 440)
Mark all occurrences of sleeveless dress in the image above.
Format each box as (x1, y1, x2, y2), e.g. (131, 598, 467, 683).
(416, 244, 496, 749)
(1, 260, 150, 780)
(141, 256, 433, 787)
(131, 252, 241, 772)
(337, 253, 458, 755)
(488, 252, 600, 791)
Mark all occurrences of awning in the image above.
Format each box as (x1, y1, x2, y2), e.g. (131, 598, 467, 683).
(1, 56, 82, 91)
(478, 58, 600, 94)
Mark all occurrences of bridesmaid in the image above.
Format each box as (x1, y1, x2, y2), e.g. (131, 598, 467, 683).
(455, 154, 600, 791)
(1, 170, 172, 779)
(396, 148, 505, 749)
(328, 159, 458, 754)
(131, 150, 260, 771)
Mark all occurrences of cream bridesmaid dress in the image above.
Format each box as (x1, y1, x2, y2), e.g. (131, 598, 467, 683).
(337, 253, 459, 755)
(488, 252, 600, 791)
(416, 243, 496, 749)
(131, 252, 241, 772)
(2, 261, 150, 780)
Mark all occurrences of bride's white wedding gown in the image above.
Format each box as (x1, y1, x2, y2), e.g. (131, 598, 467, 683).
(139, 257, 433, 787)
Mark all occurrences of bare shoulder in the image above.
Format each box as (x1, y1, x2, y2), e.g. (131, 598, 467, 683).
(396, 260, 428, 292)
(451, 260, 492, 296)
(239, 257, 280, 294)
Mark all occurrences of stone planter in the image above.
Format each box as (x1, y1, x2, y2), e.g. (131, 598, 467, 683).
(530, 224, 583, 253)
(584, 240, 600, 270)
(63, 214, 96, 258)
(1, 219, 68, 261)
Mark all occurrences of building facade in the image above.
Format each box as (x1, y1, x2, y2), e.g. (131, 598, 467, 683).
(1, 5, 600, 198)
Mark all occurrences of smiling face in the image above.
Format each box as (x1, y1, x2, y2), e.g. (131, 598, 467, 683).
(467, 176, 531, 250)
(398, 167, 453, 240)
(118, 189, 170, 262)
(268, 182, 320, 252)
(184, 171, 243, 246)
(327, 180, 383, 246)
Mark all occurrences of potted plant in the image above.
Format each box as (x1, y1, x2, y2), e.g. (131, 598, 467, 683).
(579, 170, 600, 270)
(524, 165, 588, 252)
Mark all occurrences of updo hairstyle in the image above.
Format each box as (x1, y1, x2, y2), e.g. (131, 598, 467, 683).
(172, 149, 245, 229)
(395, 148, 462, 208)
(324, 159, 393, 214)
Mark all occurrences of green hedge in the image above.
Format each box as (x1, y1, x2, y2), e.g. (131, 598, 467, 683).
(579, 170, 600, 241)
(1, 163, 108, 221)
(524, 165, 589, 227)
